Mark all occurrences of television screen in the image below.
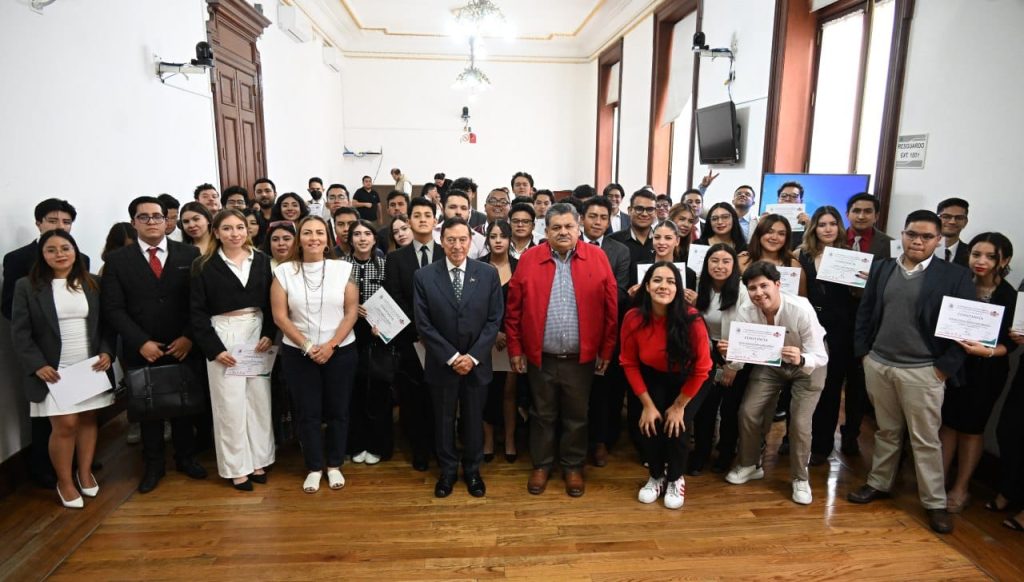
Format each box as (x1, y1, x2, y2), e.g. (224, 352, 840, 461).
(696, 101, 739, 165)
(759, 173, 871, 227)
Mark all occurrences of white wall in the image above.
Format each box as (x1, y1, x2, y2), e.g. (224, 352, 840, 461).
(340, 57, 593, 196)
(887, 0, 1024, 284)
(0, 0, 219, 463)
(260, 2, 347, 193)
(616, 16, 655, 193)
(692, 0, 777, 210)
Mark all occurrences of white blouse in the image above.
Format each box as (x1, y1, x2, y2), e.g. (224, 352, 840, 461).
(274, 260, 356, 349)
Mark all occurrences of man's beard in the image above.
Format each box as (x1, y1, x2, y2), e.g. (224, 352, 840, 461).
(258, 199, 275, 210)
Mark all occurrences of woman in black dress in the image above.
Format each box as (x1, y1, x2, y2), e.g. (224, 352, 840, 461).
(480, 220, 519, 462)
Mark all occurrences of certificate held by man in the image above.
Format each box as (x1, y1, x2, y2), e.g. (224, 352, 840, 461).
(817, 246, 874, 288)
(765, 203, 806, 232)
(934, 296, 1005, 348)
(363, 287, 411, 344)
(726, 321, 786, 367)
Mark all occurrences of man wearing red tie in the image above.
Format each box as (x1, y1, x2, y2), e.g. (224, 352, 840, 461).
(845, 193, 893, 259)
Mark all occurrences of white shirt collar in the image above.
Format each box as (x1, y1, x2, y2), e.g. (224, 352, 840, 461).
(218, 247, 253, 264)
(446, 257, 466, 272)
(899, 253, 934, 274)
(584, 234, 604, 246)
(140, 237, 168, 254)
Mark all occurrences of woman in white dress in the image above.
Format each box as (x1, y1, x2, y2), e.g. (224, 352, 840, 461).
(11, 230, 113, 508)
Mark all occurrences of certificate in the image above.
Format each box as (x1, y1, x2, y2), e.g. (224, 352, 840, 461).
(225, 345, 279, 377)
(637, 262, 686, 282)
(363, 287, 411, 344)
(934, 296, 1005, 348)
(492, 345, 511, 372)
(817, 246, 873, 288)
(765, 203, 806, 232)
(777, 266, 802, 295)
(49, 356, 112, 409)
(688, 244, 711, 274)
(1012, 293, 1024, 334)
(726, 321, 785, 367)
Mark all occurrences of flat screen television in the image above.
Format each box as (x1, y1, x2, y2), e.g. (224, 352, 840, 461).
(696, 101, 740, 165)
(759, 173, 871, 227)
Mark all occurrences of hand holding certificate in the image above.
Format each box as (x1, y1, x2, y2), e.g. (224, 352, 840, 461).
(363, 287, 411, 344)
(225, 345, 279, 377)
(48, 356, 113, 408)
(817, 246, 873, 288)
(765, 203, 807, 231)
(934, 296, 1005, 348)
(726, 321, 786, 367)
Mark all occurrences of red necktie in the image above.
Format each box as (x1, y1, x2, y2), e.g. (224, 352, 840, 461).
(147, 247, 163, 279)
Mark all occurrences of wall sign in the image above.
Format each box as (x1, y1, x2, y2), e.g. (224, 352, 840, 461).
(895, 133, 928, 169)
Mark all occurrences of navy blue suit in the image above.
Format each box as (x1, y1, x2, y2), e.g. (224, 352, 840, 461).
(413, 258, 503, 478)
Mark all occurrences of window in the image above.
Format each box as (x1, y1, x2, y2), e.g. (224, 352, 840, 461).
(595, 41, 623, 190)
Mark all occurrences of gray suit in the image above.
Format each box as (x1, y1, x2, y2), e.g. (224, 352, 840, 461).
(11, 275, 111, 403)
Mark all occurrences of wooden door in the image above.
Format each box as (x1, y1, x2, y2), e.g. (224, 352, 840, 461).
(207, 0, 270, 191)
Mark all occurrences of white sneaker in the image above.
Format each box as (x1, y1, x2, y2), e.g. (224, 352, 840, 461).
(725, 464, 764, 485)
(792, 479, 812, 505)
(664, 477, 686, 509)
(363, 452, 381, 465)
(352, 451, 367, 463)
(638, 476, 665, 504)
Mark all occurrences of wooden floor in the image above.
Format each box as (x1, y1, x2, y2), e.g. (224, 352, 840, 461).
(2, 415, 1023, 581)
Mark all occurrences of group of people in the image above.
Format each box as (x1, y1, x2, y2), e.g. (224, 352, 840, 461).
(4, 173, 1023, 537)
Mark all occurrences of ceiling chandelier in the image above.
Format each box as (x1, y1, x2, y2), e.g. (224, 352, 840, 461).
(449, 0, 514, 93)
(453, 38, 491, 93)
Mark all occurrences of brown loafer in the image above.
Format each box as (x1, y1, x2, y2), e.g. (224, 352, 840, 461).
(564, 468, 585, 497)
(527, 468, 550, 495)
(592, 443, 609, 467)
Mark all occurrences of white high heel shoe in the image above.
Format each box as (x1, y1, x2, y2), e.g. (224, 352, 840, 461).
(76, 472, 99, 497)
(57, 485, 84, 509)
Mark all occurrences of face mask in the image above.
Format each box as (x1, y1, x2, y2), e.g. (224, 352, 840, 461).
(309, 189, 323, 200)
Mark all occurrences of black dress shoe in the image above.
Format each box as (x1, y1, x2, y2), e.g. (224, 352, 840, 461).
(412, 455, 429, 472)
(777, 438, 790, 456)
(809, 453, 830, 466)
(175, 459, 208, 480)
(250, 472, 268, 484)
(927, 508, 954, 534)
(840, 436, 861, 456)
(504, 453, 518, 464)
(847, 484, 890, 504)
(232, 479, 253, 491)
(138, 466, 166, 494)
(483, 453, 495, 463)
(465, 473, 486, 498)
(434, 475, 455, 498)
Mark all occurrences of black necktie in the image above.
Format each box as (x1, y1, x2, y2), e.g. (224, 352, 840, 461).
(590, 240, 600, 246)
(945, 248, 952, 262)
(420, 245, 429, 268)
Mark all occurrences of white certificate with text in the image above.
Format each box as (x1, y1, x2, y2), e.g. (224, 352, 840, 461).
(1012, 293, 1024, 334)
(934, 296, 1005, 348)
(777, 266, 802, 295)
(225, 345, 279, 377)
(765, 203, 806, 232)
(726, 321, 786, 367)
(688, 244, 711, 274)
(817, 246, 873, 288)
(49, 356, 112, 409)
(363, 287, 411, 344)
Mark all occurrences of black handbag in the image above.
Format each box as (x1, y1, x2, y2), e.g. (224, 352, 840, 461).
(125, 363, 205, 422)
(367, 340, 400, 386)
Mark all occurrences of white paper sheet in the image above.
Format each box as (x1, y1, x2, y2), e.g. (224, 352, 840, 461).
(49, 356, 112, 409)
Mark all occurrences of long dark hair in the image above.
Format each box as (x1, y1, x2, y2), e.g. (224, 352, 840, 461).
(261, 220, 297, 257)
(746, 214, 794, 264)
(696, 243, 740, 312)
(29, 230, 97, 292)
(967, 232, 1014, 282)
(635, 261, 698, 373)
(700, 202, 747, 251)
(271, 192, 310, 223)
(101, 222, 137, 262)
(179, 201, 213, 246)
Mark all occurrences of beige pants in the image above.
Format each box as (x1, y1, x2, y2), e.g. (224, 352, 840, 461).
(863, 357, 946, 509)
(208, 313, 276, 479)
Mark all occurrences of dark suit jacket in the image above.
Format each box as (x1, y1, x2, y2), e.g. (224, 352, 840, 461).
(383, 242, 444, 346)
(11, 275, 113, 402)
(3, 241, 91, 320)
(608, 227, 655, 285)
(597, 237, 630, 308)
(468, 210, 487, 230)
(101, 240, 200, 369)
(189, 251, 277, 360)
(413, 258, 503, 388)
(867, 227, 894, 260)
(854, 257, 975, 383)
(605, 211, 631, 236)
(950, 240, 970, 267)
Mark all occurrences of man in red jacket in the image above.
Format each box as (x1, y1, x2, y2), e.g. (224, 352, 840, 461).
(506, 202, 618, 497)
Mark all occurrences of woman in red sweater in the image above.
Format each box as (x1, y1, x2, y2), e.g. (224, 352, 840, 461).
(620, 262, 712, 509)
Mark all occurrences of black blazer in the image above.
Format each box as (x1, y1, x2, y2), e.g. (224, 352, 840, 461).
(950, 240, 970, 267)
(383, 242, 444, 346)
(608, 227, 655, 283)
(599, 237, 631, 308)
(854, 257, 975, 382)
(101, 240, 200, 369)
(190, 250, 277, 360)
(3, 241, 90, 320)
(11, 275, 113, 402)
(413, 258, 503, 389)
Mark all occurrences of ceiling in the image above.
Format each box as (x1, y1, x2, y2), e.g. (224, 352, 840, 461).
(315, 0, 664, 62)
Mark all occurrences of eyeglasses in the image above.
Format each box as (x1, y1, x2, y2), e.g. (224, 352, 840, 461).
(510, 218, 534, 226)
(135, 214, 166, 224)
(709, 215, 732, 223)
(902, 230, 938, 242)
(632, 206, 657, 215)
(938, 213, 967, 223)
(655, 202, 671, 209)
(778, 194, 802, 203)
(327, 195, 348, 201)
(486, 199, 509, 207)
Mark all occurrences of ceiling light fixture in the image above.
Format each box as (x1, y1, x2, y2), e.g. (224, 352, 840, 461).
(452, 37, 491, 93)
(449, 0, 514, 41)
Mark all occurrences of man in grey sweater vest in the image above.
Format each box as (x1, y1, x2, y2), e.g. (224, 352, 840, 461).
(847, 210, 974, 534)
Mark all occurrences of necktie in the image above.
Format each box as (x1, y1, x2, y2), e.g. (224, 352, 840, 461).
(147, 247, 163, 279)
(451, 268, 463, 302)
(420, 245, 429, 268)
(853, 235, 862, 253)
(945, 248, 952, 262)
(590, 240, 599, 246)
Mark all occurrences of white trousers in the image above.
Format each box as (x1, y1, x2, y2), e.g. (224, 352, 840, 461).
(208, 312, 276, 479)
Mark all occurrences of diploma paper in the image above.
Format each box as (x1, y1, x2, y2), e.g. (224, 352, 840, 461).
(1012, 293, 1024, 334)
(726, 321, 785, 367)
(765, 203, 806, 232)
(49, 356, 112, 409)
(777, 266, 802, 295)
(492, 345, 511, 372)
(817, 246, 873, 288)
(225, 345, 279, 377)
(934, 296, 1005, 348)
(363, 287, 411, 344)
(688, 244, 711, 274)
(637, 262, 687, 283)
